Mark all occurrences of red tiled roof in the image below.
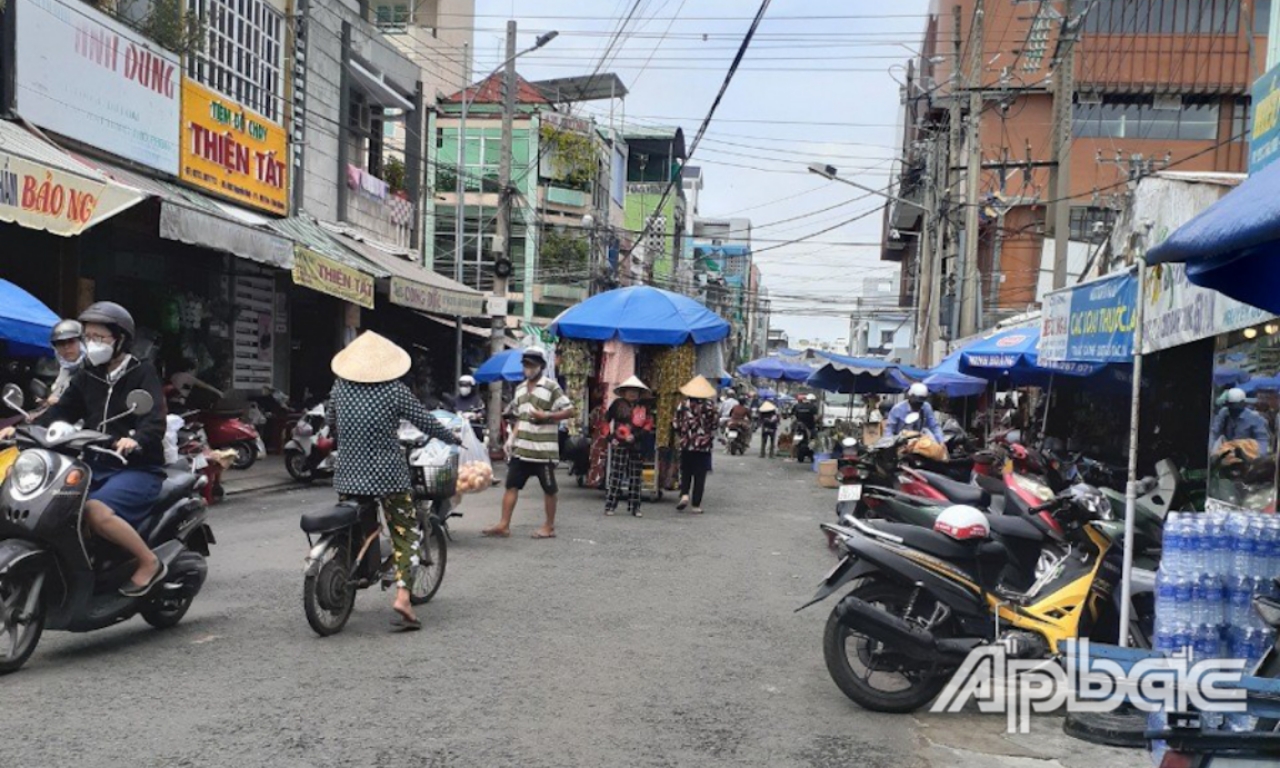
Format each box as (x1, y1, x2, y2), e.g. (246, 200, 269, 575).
(443, 72, 549, 105)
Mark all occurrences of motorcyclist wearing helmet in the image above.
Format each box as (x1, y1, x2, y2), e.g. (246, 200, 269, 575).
(2, 302, 169, 596)
(448, 374, 486, 437)
(885, 383, 945, 443)
(48, 319, 85, 405)
(791, 393, 819, 434)
(1211, 387, 1271, 455)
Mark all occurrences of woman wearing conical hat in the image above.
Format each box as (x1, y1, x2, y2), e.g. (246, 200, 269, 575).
(327, 331, 460, 631)
(604, 376, 653, 518)
(673, 376, 719, 514)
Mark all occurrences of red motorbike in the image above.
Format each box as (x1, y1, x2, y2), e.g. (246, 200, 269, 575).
(194, 411, 264, 471)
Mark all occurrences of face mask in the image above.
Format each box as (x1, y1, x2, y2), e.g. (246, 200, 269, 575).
(59, 348, 85, 371)
(458, 386, 472, 396)
(86, 340, 115, 367)
(1228, 404, 1245, 416)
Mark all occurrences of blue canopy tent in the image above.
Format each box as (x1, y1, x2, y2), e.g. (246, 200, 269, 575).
(473, 349, 525, 383)
(957, 326, 1108, 386)
(0, 280, 59, 357)
(806, 353, 916, 395)
(1213, 366, 1251, 387)
(738, 357, 813, 382)
(1240, 375, 1280, 394)
(924, 351, 988, 397)
(1146, 159, 1280, 314)
(549, 286, 730, 345)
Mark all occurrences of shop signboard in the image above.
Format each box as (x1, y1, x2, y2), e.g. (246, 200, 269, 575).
(292, 247, 375, 309)
(0, 150, 145, 236)
(1040, 273, 1137, 363)
(1252, 60, 1280, 172)
(180, 79, 289, 215)
(15, 0, 181, 174)
(389, 276, 486, 318)
(1142, 262, 1273, 354)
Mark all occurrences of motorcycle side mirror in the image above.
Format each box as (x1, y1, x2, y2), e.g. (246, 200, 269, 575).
(28, 379, 49, 402)
(2, 382, 25, 409)
(905, 412, 921, 426)
(126, 390, 154, 416)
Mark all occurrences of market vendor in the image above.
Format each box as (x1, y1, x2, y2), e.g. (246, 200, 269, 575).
(1211, 387, 1272, 455)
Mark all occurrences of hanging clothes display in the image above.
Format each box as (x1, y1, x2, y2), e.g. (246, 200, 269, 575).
(557, 339, 595, 432)
(695, 340, 726, 384)
(599, 340, 637, 406)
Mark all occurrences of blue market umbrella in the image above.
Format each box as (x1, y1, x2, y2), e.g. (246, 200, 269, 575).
(738, 357, 813, 381)
(1213, 366, 1252, 387)
(1239, 374, 1280, 394)
(549, 286, 730, 345)
(957, 326, 1107, 387)
(806, 353, 915, 394)
(0, 279, 58, 357)
(924, 351, 988, 397)
(473, 349, 525, 383)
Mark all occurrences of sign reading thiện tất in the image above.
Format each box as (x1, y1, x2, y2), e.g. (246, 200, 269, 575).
(292, 247, 375, 309)
(180, 78, 288, 214)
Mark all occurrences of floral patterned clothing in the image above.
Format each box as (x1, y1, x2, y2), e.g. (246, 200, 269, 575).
(674, 398, 719, 453)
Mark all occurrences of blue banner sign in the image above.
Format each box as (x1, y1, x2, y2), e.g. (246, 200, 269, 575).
(1252, 62, 1280, 172)
(1042, 273, 1137, 364)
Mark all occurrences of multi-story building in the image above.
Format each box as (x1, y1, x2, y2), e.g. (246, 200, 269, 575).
(849, 276, 913, 360)
(692, 216, 756, 365)
(884, 0, 1268, 347)
(622, 126, 687, 287)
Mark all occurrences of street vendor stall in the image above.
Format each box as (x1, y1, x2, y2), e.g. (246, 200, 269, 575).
(549, 287, 731, 498)
(738, 356, 813, 382)
(805, 353, 917, 395)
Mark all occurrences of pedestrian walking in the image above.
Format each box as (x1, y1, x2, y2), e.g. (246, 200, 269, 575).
(758, 400, 780, 458)
(484, 347, 575, 539)
(604, 376, 653, 517)
(327, 331, 459, 631)
(674, 375, 719, 514)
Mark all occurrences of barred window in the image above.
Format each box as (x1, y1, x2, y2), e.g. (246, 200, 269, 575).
(187, 0, 285, 122)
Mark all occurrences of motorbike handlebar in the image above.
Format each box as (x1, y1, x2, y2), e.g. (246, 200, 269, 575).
(87, 444, 129, 465)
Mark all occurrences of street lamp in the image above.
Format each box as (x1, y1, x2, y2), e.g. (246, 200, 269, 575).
(453, 29, 559, 286)
(807, 162, 928, 212)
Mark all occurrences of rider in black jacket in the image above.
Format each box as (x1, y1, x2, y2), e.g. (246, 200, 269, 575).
(3, 302, 169, 597)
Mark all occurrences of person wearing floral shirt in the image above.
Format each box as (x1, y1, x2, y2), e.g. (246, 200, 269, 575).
(673, 376, 720, 514)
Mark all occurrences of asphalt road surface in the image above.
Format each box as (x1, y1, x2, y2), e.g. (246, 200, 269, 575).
(3, 445, 1140, 767)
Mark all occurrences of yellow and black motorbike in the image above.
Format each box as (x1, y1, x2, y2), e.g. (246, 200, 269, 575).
(798, 484, 1155, 713)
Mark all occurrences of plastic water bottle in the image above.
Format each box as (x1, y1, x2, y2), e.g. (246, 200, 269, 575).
(1156, 567, 1180, 633)
(1174, 570, 1195, 628)
(1208, 513, 1232, 576)
(1192, 623, 1223, 662)
(1232, 517, 1260, 578)
(1260, 517, 1280, 577)
(1192, 572, 1224, 626)
(1164, 513, 1187, 572)
(1228, 575, 1258, 629)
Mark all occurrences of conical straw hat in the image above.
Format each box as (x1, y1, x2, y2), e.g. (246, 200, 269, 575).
(613, 375, 651, 395)
(679, 375, 717, 400)
(331, 331, 411, 384)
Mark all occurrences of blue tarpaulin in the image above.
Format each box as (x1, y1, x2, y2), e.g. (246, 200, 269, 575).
(1241, 375, 1280, 394)
(807, 353, 916, 394)
(738, 357, 813, 381)
(549, 286, 730, 345)
(0, 279, 58, 356)
(1146, 160, 1280, 314)
(924, 351, 988, 397)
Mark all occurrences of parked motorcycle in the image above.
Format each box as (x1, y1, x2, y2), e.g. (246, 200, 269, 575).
(172, 412, 227, 504)
(298, 423, 451, 637)
(799, 485, 1155, 713)
(194, 409, 265, 471)
(0, 385, 214, 674)
(791, 421, 816, 463)
(284, 402, 336, 483)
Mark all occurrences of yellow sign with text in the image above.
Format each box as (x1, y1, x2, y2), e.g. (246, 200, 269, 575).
(292, 247, 376, 309)
(180, 78, 288, 214)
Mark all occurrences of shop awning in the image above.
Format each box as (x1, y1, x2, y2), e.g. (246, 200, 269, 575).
(416, 311, 492, 338)
(0, 121, 146, 236)
(347, 60, 415, 111)
(1147, 159, 1280, 314)
(321, 223, 488, 319)
(85, 156, 293, 269)
(267, 216, 385, 309)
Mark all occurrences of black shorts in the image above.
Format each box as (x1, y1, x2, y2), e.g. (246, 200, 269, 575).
(505, 457, 558, 494)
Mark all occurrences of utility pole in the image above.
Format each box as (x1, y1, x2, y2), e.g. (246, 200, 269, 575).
(916, 134, 937, 365)
(453, 41, 469, 385)
(946, 3, 964, 343)
(959, 0, 984, 338)
(487, 20, 517, 451)
(1049, 0, 1077, 290)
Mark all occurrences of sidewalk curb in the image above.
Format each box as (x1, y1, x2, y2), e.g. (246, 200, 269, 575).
(223, 480, 300, 498)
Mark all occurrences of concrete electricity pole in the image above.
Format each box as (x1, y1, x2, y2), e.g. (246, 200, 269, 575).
(946, 3, 964, 342)
(915, 134, 938, 366)
(959, 0, 984, 338)
(487, 20, 518, 450)
(1049, 0, 1077, 290)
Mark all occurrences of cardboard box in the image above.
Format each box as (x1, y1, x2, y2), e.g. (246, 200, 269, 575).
(817, 459, 839, 488)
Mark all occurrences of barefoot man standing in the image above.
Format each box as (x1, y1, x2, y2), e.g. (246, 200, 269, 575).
(484, 347, 575, 539)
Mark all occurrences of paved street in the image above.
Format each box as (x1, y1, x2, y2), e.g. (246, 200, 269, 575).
(3, 447, 1140, 768)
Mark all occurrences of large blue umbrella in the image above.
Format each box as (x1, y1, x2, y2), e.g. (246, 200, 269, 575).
(924, 351, 988, 397)
(1213, 366, 1252, 387)
(473, 349, 525, 383)
(807, 353, 915, 394)
(738, 357, 812, 381)
(0, 279, 58, 356)
(1239, 374, 1280, 394)
(549, 286, 730, 345)
(957, 327, 1106, 386)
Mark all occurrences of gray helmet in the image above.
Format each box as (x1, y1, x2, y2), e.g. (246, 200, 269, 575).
(78, 301, 136, 341)
(50, 319, 83, 344)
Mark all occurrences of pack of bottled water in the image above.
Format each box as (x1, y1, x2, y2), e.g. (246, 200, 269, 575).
(1151, 511, 1279, 744)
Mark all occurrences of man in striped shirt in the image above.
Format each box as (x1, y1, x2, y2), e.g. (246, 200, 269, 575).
(483, 347, 575, 539)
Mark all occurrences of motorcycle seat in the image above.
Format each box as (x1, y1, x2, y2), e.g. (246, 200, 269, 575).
(300, 502, 360, 533)
(985, 513, 1044, 542)
(916, 469, 989, 508)
(153, 469, 200, 512)
(867, 520, 1002, 563)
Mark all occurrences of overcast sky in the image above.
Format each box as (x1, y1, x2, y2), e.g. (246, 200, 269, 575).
(466, 0, 933, 343)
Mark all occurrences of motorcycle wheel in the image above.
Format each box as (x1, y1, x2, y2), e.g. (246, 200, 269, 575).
(823, 578, 951, 713)
(303, 544, 355, 637)
(410, 519, 447, 606)
(141, 552, 206, 629)
(284, 449, 314, 483)
(0, 572, 45, 675)
(230, 441, 258, 471)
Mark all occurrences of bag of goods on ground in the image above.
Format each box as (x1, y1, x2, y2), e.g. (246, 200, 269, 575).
(456, 424, 493, 494)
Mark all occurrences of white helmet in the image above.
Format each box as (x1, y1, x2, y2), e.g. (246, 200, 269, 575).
(522, 346, 548, 366)
(459, 375, 476, 386)
(907, 383, 929, 399)
(933, 505, 989, 541)
(1227, 387, 1247, 404)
